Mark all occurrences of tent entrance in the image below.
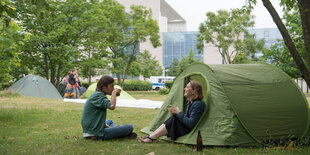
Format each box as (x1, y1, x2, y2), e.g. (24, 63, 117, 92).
(175, 73, 210, 143)
(182, 73, 210, 107)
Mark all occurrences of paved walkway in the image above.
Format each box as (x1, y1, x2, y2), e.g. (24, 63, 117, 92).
(63, 98, 163, 109)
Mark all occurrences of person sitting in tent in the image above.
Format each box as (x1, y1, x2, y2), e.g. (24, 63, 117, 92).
(139, 81, 206, 143)
(64, 71, 77, 98)
(81, 75, 137, 140)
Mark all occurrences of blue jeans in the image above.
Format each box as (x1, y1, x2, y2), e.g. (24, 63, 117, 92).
(103, 119, 133, 140)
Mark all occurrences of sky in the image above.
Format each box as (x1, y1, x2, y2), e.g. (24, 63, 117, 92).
(165, 0, 284, 31)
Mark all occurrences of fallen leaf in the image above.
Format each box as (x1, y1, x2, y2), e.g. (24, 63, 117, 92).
(64, 135, 70, 139)
(146, 152, 155, 155)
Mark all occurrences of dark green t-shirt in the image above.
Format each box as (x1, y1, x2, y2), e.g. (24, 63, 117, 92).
(81, 91, 111, 137)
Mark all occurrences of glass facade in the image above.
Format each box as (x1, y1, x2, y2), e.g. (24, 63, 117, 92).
(163, 32, 203, 68)
(248, 28, 282, 57)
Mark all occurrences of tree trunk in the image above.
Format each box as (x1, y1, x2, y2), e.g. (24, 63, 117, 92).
(121, 42, 138, 87)
(112, 60, 122, 87)
(225, 50, 232, 64)
(50, 61, 56, 86)
(88, 68, 92, 85)
(298, 0, 310, 71)
(116, 73, 121, 87)
(44, 53, 49, 80)
(262, 0, 310, 88)
(110, 48, 122, 87)
(55, 63, 62, 88)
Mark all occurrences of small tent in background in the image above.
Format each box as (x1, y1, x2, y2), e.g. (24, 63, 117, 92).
(141, 63, 310, 146)
(9, 75, 62, 99)
(79, 83, 135, 100)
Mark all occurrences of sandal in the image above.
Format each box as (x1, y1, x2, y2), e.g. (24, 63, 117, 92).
(138, 136, 156, 143)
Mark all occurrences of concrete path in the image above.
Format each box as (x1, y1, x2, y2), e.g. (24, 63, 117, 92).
(63, 98, 163, 109)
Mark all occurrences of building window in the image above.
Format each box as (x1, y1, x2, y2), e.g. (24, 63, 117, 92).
(163, 32, 203, 68)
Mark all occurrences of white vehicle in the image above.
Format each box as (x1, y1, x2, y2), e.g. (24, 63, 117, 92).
(148, 76, 175, 90)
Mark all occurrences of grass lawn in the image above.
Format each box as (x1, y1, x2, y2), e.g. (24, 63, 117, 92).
(0, 92, 310, 154)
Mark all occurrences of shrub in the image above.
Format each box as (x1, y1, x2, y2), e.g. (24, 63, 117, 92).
(0, 81, 14, 90)
(165, 81, 173, 89)
(159, 88, 169, 95)
(0, 90, 21, 97)
(80, 82, 90, 89)
(118, 79, 152, 91)
(57, 83, 66, 97)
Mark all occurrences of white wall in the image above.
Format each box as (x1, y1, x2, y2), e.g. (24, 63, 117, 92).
(167, 22, 186, 32)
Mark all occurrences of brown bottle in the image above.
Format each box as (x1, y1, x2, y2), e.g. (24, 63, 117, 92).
(196, 130, 203, 151)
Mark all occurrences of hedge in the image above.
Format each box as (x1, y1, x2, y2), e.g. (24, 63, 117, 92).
(159, 88, 170, 95)
(116, 79, 152, 91)
(165, 81, 173, 89)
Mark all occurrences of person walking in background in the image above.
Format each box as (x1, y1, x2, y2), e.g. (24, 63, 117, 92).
(81, 75, 137, 140)
(139, 81, 206, 143)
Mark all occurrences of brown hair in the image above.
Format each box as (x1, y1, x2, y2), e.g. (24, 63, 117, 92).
(96, 75, 114, 92)
(190, 81, 203, 100)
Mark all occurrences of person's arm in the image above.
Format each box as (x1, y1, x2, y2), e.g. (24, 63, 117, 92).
(176, 101, 206, 129)
(109, 88, 120, 110)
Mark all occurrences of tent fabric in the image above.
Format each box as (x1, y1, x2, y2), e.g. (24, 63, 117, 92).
(141, 63, 310, 146)
(9, 75, 62, 99)
(79, 83, 135, 100)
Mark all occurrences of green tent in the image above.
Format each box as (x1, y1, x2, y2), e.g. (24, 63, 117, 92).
(9, 75, 62, 99)
(141, 63, 310, 146)
(79, 83, 135, 100)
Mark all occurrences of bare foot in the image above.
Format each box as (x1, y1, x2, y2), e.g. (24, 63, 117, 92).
(138, 136, 155, 143)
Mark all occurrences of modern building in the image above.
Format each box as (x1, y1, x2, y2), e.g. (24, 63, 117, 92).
(116, 0, 284, 75)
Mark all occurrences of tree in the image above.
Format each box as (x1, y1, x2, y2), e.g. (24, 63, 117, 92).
(166, 58, 180, 76)
(263, 41, 301, 78)
(14, 0, 99, 87)
(127, 61, 141, 78)
(178, 49, 202, 73)
(78, 0, 120, 84)
(232, 31, 266, 64)
(107, 5, 161, 88)
(197, 8, 264, 64)
(138, 50, 162, 80)
(0, 0, 22, 89)
(247, 0, 310, 88)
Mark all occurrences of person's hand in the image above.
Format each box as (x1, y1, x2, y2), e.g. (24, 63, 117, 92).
(112, 88, 121, 96)
(168, 105, 180, 114)
(105, 124, 111, 128)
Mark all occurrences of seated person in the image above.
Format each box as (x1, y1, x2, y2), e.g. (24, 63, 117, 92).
(81, 75, 137, 140)
(139, 81, 206, 142)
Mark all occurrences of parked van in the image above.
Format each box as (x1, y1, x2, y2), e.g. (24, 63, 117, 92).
(148, 76, 175, 90)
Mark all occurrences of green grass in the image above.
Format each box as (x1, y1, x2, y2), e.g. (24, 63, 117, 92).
(0, 92, 310, 154)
